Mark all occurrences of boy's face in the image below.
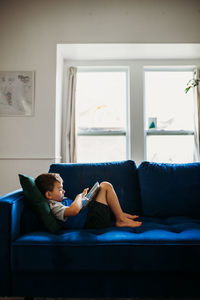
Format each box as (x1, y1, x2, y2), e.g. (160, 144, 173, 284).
(46, 180, 65, 202)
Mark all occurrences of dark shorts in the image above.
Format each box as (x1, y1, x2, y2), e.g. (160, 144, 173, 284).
(84, 201, 113, 229)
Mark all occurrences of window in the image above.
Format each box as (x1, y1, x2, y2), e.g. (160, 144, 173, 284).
(144, 69, 195, 163)
(76, 68, 129, 163)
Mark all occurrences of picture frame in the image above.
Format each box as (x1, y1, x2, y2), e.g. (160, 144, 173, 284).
(0, 71, 35, 116)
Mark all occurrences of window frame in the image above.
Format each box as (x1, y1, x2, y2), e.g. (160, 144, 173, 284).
(144, 67, 195, 162)
(63, 60, 200, 165)
(76, 66, 130, 162)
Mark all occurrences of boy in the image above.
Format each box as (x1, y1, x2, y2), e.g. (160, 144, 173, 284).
(35, 173, 142, 230)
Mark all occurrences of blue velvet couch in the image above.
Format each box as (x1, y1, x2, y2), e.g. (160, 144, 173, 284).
(1, 160, 200, 298)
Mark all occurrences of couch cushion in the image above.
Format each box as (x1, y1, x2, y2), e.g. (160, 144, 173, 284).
(20, 201, 47, 234)
(19, 174, 62, 234)
(49, 160, 142, 215)
(138, 161, 200, 218)
(12, 216, 200, 273)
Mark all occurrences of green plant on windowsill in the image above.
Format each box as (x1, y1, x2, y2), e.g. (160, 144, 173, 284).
(185, 78, 200, 93)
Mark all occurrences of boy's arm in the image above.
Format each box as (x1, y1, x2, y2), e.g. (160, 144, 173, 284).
(64, 188, 88, 217)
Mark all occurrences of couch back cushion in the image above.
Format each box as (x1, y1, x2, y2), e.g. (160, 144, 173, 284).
(49, 160, 142, 215)
(138, 161, 200, 218)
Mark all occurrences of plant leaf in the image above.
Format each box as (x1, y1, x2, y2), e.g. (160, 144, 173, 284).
(185, 87, 191, 94)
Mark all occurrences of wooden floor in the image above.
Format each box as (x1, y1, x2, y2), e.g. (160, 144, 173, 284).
(1, 298, 200, 300)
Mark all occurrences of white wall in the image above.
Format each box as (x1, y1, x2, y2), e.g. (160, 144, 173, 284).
(0, 0, 200, 195)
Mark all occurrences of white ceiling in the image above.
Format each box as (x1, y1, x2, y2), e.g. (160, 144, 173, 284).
(58, 43, 200, 60)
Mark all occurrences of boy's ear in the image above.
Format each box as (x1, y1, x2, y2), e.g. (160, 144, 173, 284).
(45, 191, 52, 199)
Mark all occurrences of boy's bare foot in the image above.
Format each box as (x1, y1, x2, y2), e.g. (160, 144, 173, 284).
(116, 217, 142, 228)
(123, 212, 139, 220)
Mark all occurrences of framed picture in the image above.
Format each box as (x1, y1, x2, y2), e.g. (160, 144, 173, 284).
(0, 71, 35, 116)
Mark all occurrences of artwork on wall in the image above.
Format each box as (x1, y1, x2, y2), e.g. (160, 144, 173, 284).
(0, 71, 35, 116)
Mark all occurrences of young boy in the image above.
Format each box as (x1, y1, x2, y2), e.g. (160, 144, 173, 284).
(35, 173, 142, 230)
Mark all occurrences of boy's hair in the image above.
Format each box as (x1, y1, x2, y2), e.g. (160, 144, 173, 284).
(35, 173, 63, 197)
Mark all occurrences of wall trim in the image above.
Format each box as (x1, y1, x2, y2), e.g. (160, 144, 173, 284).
(0, 156, 62, 160)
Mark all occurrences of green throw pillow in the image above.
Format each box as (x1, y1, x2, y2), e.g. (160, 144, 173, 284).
(19, 174, 62, 234)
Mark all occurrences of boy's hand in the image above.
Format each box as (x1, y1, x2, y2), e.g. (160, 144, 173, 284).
(82, 188, 89, 199)
(70, 188, 89, 216)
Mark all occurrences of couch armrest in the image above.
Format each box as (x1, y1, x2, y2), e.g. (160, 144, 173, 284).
(0, 189, 24, 296)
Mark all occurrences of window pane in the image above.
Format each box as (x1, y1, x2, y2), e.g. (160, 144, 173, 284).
(77, 135, 126, 163)
(76, 71, 127, 129)
(146, 135, 194, 163)
(145, 71, 194, 131)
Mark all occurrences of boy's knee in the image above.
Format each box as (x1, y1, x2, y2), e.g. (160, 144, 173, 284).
(100, 181, 113, 190)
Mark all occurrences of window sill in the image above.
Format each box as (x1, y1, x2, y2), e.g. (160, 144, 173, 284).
(77, 128, 126, 136)
(146, 129, 194, 136)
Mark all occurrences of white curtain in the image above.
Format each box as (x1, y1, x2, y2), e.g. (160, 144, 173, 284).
(64, 66, 77, 163)
(193, 69, 200, 162)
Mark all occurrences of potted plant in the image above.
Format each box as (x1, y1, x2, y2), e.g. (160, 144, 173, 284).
(185, 78, 200, 93)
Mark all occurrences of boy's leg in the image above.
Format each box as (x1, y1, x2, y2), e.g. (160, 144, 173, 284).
(95, 182, 142, 228)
